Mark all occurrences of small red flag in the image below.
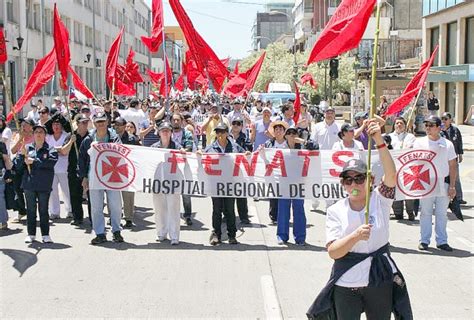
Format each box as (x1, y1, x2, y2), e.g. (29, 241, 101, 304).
(53, 4, 71, 90)
(233, 61, 239, 75)
(159, 56, 172, 96)
(124, 48, 144, 83)
(223, 75, 246, 98)
(7, 49, 57, 122)
(106, 27, 124, 90)
(141, 0, 163, 53)
(147, 69, 164, 86)
(307, 0, 376, 65)
(220, 57, 230, 68)
(0, 27, 7, 64)
(243, 51, 266, 93)
(69, 66, 94, 99)
(174, 74, 185, 92)
(293, 81, 301, 124)
(384, 46, 439, 116)
(301, 73, 318, 90)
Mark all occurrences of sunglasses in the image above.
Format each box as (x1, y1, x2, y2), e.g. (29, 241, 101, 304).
(232, 122, 242, 126)
(286, 131, 298, 136)
(425, 123, 438, 128)
(441, 117, 449, 121)
(342, 174, 367, 186)
(39, 111, 48, 114)
(215, 130, 227, 134)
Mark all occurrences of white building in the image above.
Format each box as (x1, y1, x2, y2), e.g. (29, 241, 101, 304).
(0, 0, 151, 117)
(292, 0, 314, 51)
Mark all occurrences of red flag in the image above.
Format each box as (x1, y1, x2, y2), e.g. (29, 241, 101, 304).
(0, 27, 7, 64)
(220, 57, 230, 68)
(114, 78, 136, 96)
(7, 49, 56, 122)
(307, 0, 376, 65)
(243, 51, 266, 92)
(169, 0, 228, 91)
(141, 0, 163, 53)
(185, 52, 205, 90)
(159, 56, 172, 96)
(124, 48, 144, 83)
(223, 75, 246, 98)
(301, 73, 318, 89)
(106, 27, 124, 90)
(69, 66, 94, 99)
(384, 46, 439, 116)
(147, 69, 164, 85)
(293, 81, 301, 124)
(174, 74, 185, 91)
(53, 4, 71, 90)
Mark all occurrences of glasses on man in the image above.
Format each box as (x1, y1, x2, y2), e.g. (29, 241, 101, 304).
(425, 123, 438, 128)
(441, 117, 449, 121)
(215, 129, 227, 134)
(232, 122, 242, 126)
(342, 174, 367, 186)
(39, 111, 48, 115)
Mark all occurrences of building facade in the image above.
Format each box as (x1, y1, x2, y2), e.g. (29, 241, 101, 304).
(292, 0, 314, 51)
(1, 0, 151, 117)
(423, 0, 474, 124)
(151, 26, 185, 81)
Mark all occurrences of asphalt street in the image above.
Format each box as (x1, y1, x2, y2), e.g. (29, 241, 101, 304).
(0, 152, 473, 319)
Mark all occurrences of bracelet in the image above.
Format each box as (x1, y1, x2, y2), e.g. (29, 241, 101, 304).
(376, 143, 387, 149)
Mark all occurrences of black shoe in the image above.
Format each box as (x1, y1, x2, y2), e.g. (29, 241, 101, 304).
(91, 234, 107, 245)
(407, 213, 415, 221)
(123, 220, 134, 229)
(209, 232, 221, 246)
(240, 219, 251, 225)
(394, 215, 403, 220)
(437, 244, 453, 252)
(459, 200, 467, 205)
(228, 237, 239, 245)
(185, 217, 193, 226)
(113, 231, 124, 243)
(70, 219, 83, 226)
(418, 243, 429, 251)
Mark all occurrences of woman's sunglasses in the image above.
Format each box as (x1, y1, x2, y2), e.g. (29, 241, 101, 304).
(342, 174, 366, 186)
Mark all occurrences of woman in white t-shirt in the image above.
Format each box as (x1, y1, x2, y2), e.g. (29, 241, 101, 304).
(332, 123, 364, 151)
(307, 119, 412, 320)
(0, 116, 13, 157)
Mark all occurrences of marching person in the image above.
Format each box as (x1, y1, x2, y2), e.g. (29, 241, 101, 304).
(389, 117, 416, 221)
(229, 116, 252, 225)
(201, 103, 230, 147)
(27, 101, 40, 123)
(0, 115, 13, 156)
(0, 140, 13, 230)
(139, 103, 163, 147)
(441, 112, 465, 205)
(79, 112, 124, 245)
(226, 98, 251, 129)
(18, 124, 58, 243)
(170, 113, 195, 226)
(296, 102, 313, 140)
(120, 99, 146, 132)
(114, 117, 140, 229)
(38, 106, 50, 126)
(204, 123, 245, 245)
(415, 115, 457, 251)
(151, 122, 182, 245)
(250, 106, 273, 151)
(307, 119, 412, 320)
(46, 114, 75, 220)
(427, 92, 439, 116)
(332, 123, 364, 151)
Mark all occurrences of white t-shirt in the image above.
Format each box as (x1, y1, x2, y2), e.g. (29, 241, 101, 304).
(326, 186, 397, 287)
(119, 108, 147, 131)
(274, 140, 288, 149)
(332, 139, 364, 151)
(1, 127, 12, 157)
(46, 132, 69, 174)
(389, 132, 416, 149)
(311, 121, 340, 150)
(413, 136, 457, 178)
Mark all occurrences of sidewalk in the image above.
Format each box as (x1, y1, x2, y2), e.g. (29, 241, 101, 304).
(459, 124, 474, 151)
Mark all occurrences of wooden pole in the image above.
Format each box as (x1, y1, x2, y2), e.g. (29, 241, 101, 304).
(406, 86, 424, 133)
(364, 0, 382, 224)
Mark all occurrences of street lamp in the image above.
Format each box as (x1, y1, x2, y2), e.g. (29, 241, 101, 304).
(84, 53, 91, 63)
(12, 36, 24, 51)
(255, 35, 272, 50)
(269, 10, 297, 80)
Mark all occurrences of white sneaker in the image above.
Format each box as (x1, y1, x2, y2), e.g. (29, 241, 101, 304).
(156, 235, 166, 242)
(170, 239, 179, 245)
(42, 235, 53, 243)
(24, 235, 35, 243)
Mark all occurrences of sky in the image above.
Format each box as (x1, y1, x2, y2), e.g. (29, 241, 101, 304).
(145, 0, 266, 59)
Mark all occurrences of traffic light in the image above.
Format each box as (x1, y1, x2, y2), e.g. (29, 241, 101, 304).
(329, 58, 339, 79)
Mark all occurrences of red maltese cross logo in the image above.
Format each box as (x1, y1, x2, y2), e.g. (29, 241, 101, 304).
(403, 165, 430, 191)
(102, 156, 129, 183)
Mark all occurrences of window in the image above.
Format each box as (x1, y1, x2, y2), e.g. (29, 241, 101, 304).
(85, 26, 93, 47)
(430, 27, 439, 66)
(447, 22, 457, 65)
(104, 1, 110, 21)
(63, 17, 72, 36)
(33, 4, 41, 30)
(466, 17, 474, 63)
(94, 0, 101, 16)
(74, 0, 83, 5)
(95, 31, 101, 50)
(105, 35, 110, 52)
(74, 21, 83, 44)
(26, 0, 33, 29)
(7, 0, 18, 23)
(74, 66, 83, 79)
(45, 9, 52, 34)
(112, 8, 117, 26)
(118, 12, 123, 26)
(84, 0, 92, 10)
(86, 68, 93, 92)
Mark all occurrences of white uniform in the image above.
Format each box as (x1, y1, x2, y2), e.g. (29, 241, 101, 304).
(389, 132, 416, 149)
(46, 133, 72, 218)
(311, 121, 340, 150)
(119, 108, 147, 132)
(332, 140, 364, 151)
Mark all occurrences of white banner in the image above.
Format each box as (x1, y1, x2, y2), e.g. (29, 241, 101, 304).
(88, 143, 448, 200)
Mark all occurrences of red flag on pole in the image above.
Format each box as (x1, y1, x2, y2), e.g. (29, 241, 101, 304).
(293, 81, 301, 124)
(384, 46, 439, 116)
(243, 51, 266, 93)
(0, 27, 7, 64)
(301, 73, 318, 89)
(147, 69, 164, 86)
(174, 74, 185, 91)
(124, 48, 144, 83)
(159, 56, 172, 96)
(53, 4, 71, 90)
(233, 61, 239, 75)
(7, 49, 57, 122)
(222, 75, 246, 98)
(69, 66, 94, 99)
(220, 57, 230, 68)
(169, 0, 228, 91)
(141, 0, 163, 53)
(306, 0, 376, 65)
(106, 27, 124, 90)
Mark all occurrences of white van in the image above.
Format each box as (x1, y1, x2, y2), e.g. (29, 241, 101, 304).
(267, 82, 292, 93)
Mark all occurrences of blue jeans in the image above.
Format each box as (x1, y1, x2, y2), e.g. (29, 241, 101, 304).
(25, 190, 50, 236)
(277, 199, 306, 243)
(419, 184, 450, 246)
(89, 189, 122, 236)
(0, 181, 7, 224)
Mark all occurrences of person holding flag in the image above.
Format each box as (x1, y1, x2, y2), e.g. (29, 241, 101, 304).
(307, 119, 412, 319)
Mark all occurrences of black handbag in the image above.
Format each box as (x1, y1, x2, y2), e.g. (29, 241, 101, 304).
(449, 196, 463, 221)
(4, 181, 17, 210)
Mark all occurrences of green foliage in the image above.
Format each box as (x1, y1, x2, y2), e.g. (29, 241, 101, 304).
(240, 43, 356, 101)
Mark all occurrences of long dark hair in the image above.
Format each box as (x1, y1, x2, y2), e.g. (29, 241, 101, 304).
(0, 118, 6, 134)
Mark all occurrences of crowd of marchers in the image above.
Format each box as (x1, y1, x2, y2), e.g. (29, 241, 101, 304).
(0, 92, 465, 252)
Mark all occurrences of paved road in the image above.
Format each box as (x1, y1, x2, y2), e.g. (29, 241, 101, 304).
(1, 152, 473, 319)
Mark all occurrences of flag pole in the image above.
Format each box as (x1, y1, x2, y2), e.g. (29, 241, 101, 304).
(406, 86, 424, 133)
(365, 0, 382, 224)
(64, 86, 79, 157)
(162, 28, 169, 114)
